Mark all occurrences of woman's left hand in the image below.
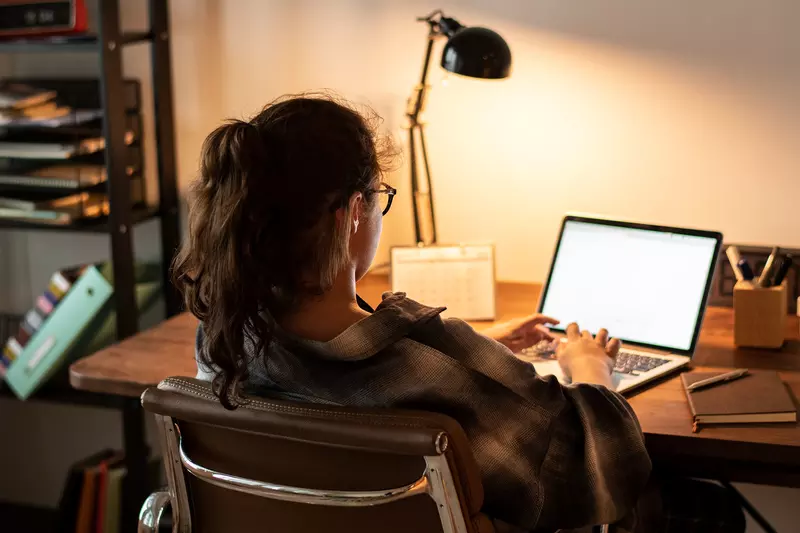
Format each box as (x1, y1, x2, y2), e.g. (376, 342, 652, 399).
(484, 314, 560, 353)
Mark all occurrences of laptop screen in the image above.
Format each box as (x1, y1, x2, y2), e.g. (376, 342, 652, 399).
(539, 218, 721, 353)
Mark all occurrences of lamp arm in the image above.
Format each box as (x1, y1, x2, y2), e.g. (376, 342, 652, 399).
(406, 18, 444, 245)
(408, 23, 439, 125)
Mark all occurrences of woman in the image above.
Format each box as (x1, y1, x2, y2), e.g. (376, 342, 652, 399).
(173, 94, 651, 532)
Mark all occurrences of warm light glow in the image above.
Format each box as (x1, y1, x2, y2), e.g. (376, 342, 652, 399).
(410, 29, 796, 281)
(164, 1, 800, 284)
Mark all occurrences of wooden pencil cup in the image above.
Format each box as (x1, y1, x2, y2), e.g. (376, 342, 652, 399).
(733, 281, 787, 348)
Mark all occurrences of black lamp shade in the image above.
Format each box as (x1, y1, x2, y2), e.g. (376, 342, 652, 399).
(441, 27, 512, 79)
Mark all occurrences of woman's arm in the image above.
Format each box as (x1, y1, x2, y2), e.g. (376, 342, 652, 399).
(535, 382, 650, 529)
(411, 317, 651, 530)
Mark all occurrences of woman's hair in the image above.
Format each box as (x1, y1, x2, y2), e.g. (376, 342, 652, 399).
(172, 93, 396, 408)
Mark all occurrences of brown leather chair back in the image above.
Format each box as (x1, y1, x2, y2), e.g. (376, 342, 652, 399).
(139, 377, 494, 533)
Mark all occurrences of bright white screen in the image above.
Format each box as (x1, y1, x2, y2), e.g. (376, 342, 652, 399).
(540, 220, 718, 351)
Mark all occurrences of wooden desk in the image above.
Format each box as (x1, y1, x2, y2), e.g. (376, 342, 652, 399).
(70, 275, 800, 487)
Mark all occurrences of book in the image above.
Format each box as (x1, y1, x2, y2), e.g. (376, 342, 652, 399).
(92, 452, 125, 533)
(94, 460, 109, 533)
(4, 264, 113, 399)
(3, 263, 162, 399)
(682, 371, 797, 431)
(45, 191, 109, 217)
(0, 138, 106, 159)
(102, 466, 126, 533)
(49, 269, 76, 298)
(0, 163, 110, 190)
(14, 268, 75, 344)
(0, 131, 135, 159)
(55, 449, 117, 533)
(0, 81, 55, 109)
(1, 268, 76, 378)
(0, 100, 70, 120)
(0, 196, 37, 210)
(75, 464, 98, 533)
(0, 191, 110, 224)
(0, 108, 102, 128)
(1, 336, 22, 376)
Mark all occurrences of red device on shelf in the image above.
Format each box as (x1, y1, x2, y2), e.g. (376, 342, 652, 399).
(0, 0, 88, 38)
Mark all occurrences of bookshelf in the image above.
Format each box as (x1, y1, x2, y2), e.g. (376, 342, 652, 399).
(0, 32, 153, 53)
(0, 377, 126, 408)
(0, 1, 181, 532)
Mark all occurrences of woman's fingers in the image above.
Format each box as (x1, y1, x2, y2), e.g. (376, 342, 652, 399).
(581, 329, 593, 341)
(531, 315, 560, 326)
(533, 324, 554, 342)
(595, 328, 608, 346)
(566, 322, 580, 341)
(606, 338, 621, 358)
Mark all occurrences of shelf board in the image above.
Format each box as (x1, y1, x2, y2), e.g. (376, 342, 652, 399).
(0, 32, 152, 53)
(0, 205, 161, 233)
(0, 380, 125, 409)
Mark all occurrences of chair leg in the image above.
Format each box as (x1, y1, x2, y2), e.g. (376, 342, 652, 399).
(720, 482, 777, 533)
(138, 491, 171, 533)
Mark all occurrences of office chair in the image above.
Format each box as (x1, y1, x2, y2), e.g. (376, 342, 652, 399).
(138, 376, 609, 533)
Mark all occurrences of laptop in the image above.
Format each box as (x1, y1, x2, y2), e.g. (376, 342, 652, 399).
(526, 215, 722, 394)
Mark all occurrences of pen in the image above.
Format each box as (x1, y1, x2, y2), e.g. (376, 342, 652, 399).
(687, 368, 749, 392)
(758, 247, 780, 288)
(726, 246, 745, 282)
(772, 254, 794, 286)
(737, 259, 754, 281)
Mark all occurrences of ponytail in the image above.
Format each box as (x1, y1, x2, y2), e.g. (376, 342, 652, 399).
(173, 120, 269, 408)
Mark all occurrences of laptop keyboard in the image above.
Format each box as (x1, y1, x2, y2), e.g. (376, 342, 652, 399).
(614, 351, 670, 375)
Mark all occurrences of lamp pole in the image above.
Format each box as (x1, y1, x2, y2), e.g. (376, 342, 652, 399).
(406, 11, 454, 245)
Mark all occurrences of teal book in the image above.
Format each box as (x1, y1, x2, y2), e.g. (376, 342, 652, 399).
(4, 263, 163, 399)
(5, 265, 113, 399)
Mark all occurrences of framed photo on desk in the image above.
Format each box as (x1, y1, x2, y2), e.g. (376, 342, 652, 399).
(390, 244, 496, 320)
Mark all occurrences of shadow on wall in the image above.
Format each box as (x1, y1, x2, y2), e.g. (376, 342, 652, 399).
(466, 0, 800, 79)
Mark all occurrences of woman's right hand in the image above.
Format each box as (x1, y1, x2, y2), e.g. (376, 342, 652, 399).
(557, 323, 620, 387)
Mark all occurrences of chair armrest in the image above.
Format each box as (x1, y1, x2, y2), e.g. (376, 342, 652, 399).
(138, 491, 171, 533)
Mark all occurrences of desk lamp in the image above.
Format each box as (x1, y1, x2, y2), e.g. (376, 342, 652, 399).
(406, 10, 512, 245)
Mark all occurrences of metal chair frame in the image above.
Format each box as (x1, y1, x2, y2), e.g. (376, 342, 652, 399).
(138, 414, 470, 533)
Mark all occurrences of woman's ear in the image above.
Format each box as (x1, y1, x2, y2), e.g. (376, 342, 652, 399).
(348, 192, 363, 234)
(336, 191, 363, 234)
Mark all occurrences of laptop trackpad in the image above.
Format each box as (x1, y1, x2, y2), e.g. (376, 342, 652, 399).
(532, 360, 566, 382)
(532, 360, 624, 390)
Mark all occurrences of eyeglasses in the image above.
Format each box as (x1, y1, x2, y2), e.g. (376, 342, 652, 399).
(370, 183, 397, 216)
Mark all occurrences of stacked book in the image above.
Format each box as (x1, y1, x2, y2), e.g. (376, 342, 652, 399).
(57, 449, 126, 533)
(0, 192, 110, 225)
(0, 81, 74, 128)
(0, 79, 143, 225)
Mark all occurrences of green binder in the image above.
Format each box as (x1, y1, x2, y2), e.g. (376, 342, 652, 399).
(5, 263, 163, 400)
(6, 265, 113, 399)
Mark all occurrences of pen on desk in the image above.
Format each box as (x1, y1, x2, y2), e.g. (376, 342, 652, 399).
(687, 368, 749, 392)
(772, 254, 794, 286)
(726, 246, 745, 282)
(757, 247, 780, 288)
(737, 259, 755, 281)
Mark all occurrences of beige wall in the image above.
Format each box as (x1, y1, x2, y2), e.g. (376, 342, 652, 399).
(168, 0, 799, 282)
(1, 1, 799, 529)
